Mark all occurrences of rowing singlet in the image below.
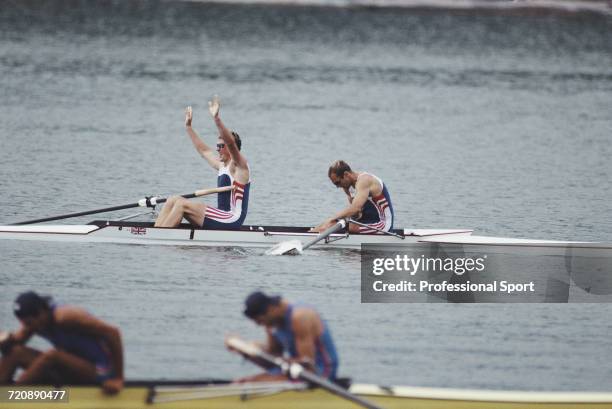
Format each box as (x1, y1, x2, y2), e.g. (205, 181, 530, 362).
(352, 173, 394, 233)
(217, 164, 232, 211)
(38, 304, 113, 382)
(203, 164, 250, 230)
(272, 304, 339, 380)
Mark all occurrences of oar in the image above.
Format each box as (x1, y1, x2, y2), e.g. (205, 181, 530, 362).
(265, 219, 347, 255)
(11, 186, 233, 225)
(226, 337, 385, 409)
(348, 219, 404, 239)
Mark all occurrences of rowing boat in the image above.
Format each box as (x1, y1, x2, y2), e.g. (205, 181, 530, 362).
(2, 220, 612, 254)
(2, 188, 610, 251)
(2, 380, 612, 409)
(0, 220, 474, 249)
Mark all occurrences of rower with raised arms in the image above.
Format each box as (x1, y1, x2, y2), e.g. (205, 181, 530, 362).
(313, 160, 394, 233)
(0, 291, 124, 394)
(226, 291, 339, 382)
(155, 95, 251, 229)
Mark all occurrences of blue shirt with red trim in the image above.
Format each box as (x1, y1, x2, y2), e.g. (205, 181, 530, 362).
(272, 304, 339, 380)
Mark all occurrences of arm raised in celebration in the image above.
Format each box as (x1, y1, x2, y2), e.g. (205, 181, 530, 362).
(209, 96, 248, 170)
(185, 106, 221, 170)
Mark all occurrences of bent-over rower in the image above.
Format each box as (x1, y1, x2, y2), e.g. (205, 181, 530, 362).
(313, 160, 394, 233)
(0, 291, 124, 394)
(226, 291, 339, 382)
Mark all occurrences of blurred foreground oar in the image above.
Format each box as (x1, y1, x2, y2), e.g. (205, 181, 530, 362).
(226, 336, 385, 409)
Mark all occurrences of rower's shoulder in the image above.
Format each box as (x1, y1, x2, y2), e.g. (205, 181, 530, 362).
(291, 307, 324, 336)
(53, 305, 94, 323)
(356, 172, 376, 186)
(356, 171, 373, 180)
(291, 306, 320, 325)
(229, 160, 250, 184)
(357, 172, 383, 191)
(230, 157, 250, 170)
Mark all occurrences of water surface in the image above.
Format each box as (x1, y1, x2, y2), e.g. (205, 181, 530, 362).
(1, 0, 611, 390)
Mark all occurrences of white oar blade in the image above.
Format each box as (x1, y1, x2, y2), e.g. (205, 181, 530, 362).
(226, 337, 260, 356)
(265, 240, 303, 256)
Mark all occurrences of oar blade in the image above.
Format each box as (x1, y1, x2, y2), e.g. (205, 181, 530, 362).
(265, 240, 303, 256)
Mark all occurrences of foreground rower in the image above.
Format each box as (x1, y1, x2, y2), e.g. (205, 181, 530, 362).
(155, 96, 251, 229)
(313, 160, 394, 233)
(227, 291, 339, 382)
(0, 291, 124, 394)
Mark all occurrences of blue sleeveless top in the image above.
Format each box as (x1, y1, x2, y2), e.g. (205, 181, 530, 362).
(358, 174, 394, 229)
(38, 304, 111, 367)
(234, 181, 250, 225)
(272, 304, 339, 380)
(217, 164, 232, 211)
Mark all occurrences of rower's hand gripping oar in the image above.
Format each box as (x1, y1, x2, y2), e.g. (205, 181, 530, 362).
(226, 336, 385, 409)
(11, 186, 233, 225)
(265, 219, 347, 256)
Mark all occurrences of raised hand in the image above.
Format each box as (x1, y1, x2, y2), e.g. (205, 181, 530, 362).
(208, 95, 220, 118)
(185, 106, 193, 127)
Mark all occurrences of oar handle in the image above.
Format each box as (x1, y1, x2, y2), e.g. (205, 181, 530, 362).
(143, 186, 235, 207)
(194, 186, 234, 197)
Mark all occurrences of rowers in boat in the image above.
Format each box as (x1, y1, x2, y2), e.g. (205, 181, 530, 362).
(155, 95, 251, 230)
(0, 291, 124, 394)
(313, 160, 394, 234)
(227, 291, 339, 382)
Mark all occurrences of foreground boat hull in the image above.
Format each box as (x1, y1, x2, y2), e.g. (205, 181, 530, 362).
(2, 382, 612, 409)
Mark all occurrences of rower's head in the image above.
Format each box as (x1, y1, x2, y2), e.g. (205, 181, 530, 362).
(328, 160, 354, 189)
(217, 131, 242, 163)
(13, 291, 53, 331)
(243, 291, 284, 327)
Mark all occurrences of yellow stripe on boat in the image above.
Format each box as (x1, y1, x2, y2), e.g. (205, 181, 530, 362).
(2, 382, 612, 409)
